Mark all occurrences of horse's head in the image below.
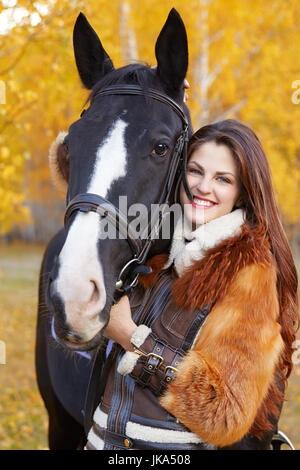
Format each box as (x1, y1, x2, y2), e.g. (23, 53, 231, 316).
(48, 9, 190, 350)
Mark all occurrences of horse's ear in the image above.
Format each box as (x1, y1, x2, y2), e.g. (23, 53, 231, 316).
(73, 12, 114, 89)
(155, 8, 188, 96)
(49, 131, 69, 193)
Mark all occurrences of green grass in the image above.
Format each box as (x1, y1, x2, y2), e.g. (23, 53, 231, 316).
(0, 242, 299, 450)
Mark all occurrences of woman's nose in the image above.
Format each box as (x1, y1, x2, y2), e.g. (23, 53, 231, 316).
(195, 178, 212, 194)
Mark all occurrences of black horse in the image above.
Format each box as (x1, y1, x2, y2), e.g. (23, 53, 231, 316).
(36, 9, 191, 450)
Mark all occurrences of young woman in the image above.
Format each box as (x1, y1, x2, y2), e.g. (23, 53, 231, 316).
(86, 119, 298, 450)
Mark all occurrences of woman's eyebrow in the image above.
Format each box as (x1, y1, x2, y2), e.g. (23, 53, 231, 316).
(189, 161, 236, 178)
(215, 171, 236, 178)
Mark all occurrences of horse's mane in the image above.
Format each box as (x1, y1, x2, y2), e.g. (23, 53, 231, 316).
(87, 62, 160, 104)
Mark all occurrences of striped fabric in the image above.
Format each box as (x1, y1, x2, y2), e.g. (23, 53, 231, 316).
(85, 272, 214, 451)
(86, 407, 205, 450)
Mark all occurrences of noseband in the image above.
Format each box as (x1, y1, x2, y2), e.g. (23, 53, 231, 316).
(64, 85, 190, 302)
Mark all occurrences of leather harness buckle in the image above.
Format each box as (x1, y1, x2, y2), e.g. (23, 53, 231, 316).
(134, 349, 164, 367)
(159, 364, 178, 382)
(133, 348, 179, 380)
(147, 352, 164, 364)
(163, 365, 178, 375)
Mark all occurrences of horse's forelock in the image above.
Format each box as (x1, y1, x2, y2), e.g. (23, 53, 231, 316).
(86, 63, 160, 105)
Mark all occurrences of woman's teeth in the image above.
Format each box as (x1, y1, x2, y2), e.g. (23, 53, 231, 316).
(193, 197, 215, 207)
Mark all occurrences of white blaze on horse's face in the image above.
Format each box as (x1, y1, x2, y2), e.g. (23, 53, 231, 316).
(55, 118, 128, 340)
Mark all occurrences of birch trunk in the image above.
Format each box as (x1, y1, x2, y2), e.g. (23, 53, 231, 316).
(119, 1, 138, 63)
(193, 0, 210, 126)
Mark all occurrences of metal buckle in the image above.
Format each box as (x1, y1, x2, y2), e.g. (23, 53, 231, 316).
(133, 349, 164, 367)
(147, 352, 164, 366)
(163, 365, 178, 375)
(133, 348, 145, 357)
(133, 349, 179, 384)
(271, 430, 295, 450)
(115, 258, 140, 291)
(159, 364, 178, 383)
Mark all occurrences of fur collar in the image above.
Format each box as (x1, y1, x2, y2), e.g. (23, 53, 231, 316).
(49, 131, 68, 192)
(164, 209, 245, 276)
(139, 222, 272, 312)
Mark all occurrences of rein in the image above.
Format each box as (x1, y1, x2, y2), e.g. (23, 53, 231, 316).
(64, 85, 191, 302)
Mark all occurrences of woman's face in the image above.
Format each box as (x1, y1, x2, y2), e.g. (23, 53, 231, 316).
(180, 141, 241, 228)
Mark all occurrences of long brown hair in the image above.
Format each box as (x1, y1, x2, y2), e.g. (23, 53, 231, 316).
(187, 119, 299, 387)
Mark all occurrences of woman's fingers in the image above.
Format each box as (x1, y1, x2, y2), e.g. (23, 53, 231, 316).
(184, 78, 190, 102)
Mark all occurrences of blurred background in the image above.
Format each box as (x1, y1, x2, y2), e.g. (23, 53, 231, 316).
(0, 0, 299, 450)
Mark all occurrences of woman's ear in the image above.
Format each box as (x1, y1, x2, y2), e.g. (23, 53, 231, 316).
(49, 131, 69, 193)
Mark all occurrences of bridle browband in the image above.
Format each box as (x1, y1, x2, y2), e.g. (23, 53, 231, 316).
(64, 85, 192, 302)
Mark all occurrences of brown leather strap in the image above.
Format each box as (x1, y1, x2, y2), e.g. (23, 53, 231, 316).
(129, 332, 184, 396)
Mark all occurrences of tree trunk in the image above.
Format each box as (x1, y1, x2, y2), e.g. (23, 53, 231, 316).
(119, 1, 138, 63)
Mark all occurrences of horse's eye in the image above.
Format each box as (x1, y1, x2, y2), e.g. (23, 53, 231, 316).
(151, 143, 169, 157)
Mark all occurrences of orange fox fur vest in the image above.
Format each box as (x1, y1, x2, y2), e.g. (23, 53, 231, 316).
(139, 223, 284, 448)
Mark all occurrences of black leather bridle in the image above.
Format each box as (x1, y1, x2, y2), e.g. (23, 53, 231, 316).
(64, 85, 191, 302)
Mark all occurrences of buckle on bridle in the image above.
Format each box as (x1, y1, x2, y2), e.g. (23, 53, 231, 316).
(115, 258, 140, 292)
(115, 258, 152, 292)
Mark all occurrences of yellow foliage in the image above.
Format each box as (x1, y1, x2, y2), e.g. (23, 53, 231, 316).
(0, 0, 299, 234)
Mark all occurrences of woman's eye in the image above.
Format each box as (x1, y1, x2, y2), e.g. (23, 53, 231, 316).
(217, 176, 231, 184)
(151, 143, 169, 157)
(187, 167, 202, 175)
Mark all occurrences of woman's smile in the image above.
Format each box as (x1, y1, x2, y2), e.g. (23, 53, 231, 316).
(191, 195, 218, 209)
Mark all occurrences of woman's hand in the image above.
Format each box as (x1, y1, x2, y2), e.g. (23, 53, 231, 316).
(103, 295, 137, 351)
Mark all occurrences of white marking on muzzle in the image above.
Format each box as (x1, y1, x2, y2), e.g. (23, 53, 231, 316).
(55, 118, 128, 340)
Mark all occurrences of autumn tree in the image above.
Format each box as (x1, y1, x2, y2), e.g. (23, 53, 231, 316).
(0, 0, 299, 239)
